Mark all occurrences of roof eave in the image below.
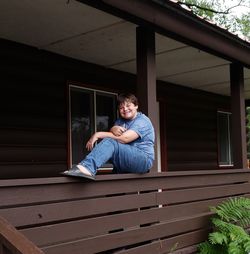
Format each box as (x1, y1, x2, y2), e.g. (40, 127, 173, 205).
(83, 0, 250, 68)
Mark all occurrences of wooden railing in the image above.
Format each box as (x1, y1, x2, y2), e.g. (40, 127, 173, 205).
(0, 169, 250, 254)
(0, 216, 44, 254)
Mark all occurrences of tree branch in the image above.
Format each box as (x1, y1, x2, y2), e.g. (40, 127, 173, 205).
(177, 0, 246, 15)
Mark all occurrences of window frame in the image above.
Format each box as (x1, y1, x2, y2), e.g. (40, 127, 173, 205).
(67, 83, 118, 169)
(217, 110, 233, 168)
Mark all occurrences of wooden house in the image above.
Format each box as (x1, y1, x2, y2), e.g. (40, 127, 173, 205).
(0, 0, 250, 253)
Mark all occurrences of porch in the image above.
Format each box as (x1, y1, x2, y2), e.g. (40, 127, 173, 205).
(1, 169, 250, 254)
(1, 0, 250, 253)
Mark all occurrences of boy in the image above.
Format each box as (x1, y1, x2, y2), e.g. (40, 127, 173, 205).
(63, 93, 155, 179)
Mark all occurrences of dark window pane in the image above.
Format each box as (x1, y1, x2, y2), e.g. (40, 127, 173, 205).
(96, 92, 116, 132)
(71, 88, 94, 164)
(217, 112, 233, 165)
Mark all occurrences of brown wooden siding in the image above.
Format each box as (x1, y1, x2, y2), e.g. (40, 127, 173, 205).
(158, 82, 230, 171)
(1, 39, 231, 178)
(0, 39, 135, 179)
(0, 170, 249, 254)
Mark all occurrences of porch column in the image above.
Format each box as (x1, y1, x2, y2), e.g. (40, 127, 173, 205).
(136, 26, 159, 172)
(230, 63, 247, 169)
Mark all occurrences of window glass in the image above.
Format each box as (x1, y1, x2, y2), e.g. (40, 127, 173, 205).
(71, 88, 94, 164)
(217, 111, 233, 166)
(246, 107, 250, 161)
(69, 86, 117, 167)
(96, 92, 116, 132)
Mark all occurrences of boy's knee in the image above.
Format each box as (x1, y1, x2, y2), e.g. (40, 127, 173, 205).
(102, 137, 118, 146)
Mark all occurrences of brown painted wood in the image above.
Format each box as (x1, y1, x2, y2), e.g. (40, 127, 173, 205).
(1, 182, 248, 228)
(1, 171, 250, 254)
(1, 38, 236, 177)
(0, 216, 44, 254)
(41, 214, 211, 254)
(159, 101, 168, 171)
(20, 196, 230, 247)
(136, 26, 159, 172)
(0, 39, 135, 179)
(110, 229, 209, 254)
(157, 82, 230, 171)
(230, 63, 248, 169)
(1, 171, 249, 208)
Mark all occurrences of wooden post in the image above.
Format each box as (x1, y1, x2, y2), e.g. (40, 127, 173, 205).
(230, 63, 247, 169)
(136, 26, 159, 172)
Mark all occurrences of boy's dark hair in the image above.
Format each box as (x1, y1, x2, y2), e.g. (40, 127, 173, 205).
(117, 93, 138, 107)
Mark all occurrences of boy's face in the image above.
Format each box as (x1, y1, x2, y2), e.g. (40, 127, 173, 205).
(118, 100, 138, 120)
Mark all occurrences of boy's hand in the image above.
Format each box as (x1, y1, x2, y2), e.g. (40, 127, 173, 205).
(110, 125, 127, 136)
(86, 133, 98, 151)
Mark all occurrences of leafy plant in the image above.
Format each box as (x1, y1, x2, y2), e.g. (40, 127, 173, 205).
(178, 0, 250, 40)
(198, 197, 250, 254)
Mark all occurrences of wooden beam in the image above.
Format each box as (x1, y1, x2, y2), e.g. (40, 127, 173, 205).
(159, 101, 168, 171)
(0, 216, 44, 254)
(230, 63, 247, 169)
(136, 26, 159, 172)
(136, 26, 156, 115)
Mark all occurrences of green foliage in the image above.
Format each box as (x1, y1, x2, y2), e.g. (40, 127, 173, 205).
(181, 0, 215, 19)
(239, 14, 250, 38)
(198, 197, 250, 254)
(179, 0, 250, 40)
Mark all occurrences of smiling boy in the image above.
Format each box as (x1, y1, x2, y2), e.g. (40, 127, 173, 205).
(63, 93, 155, 180)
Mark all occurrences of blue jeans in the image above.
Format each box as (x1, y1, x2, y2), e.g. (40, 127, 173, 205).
(79, 138, 153, 175)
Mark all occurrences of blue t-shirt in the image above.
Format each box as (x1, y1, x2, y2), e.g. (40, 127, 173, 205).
(114, 112, 155, 162)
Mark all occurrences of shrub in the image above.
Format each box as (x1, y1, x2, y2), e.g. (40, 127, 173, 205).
(198, 197, 250, 254)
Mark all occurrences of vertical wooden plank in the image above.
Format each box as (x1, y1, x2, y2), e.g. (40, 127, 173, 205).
(136, 26, 159, 172)
(136, 26, 156, 116)
(159, 101, 168, 171)
(0, 216, 44, 254)
(230, 63, 247, 168)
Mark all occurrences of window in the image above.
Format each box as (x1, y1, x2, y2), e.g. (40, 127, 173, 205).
(217, 111, 233, 166)
(69, 85, 117, 168)
(246, 107, 250, 161)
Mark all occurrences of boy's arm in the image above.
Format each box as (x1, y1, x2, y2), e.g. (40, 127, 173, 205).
(86, 130, 139, 151)
(110, 125, 126, 136)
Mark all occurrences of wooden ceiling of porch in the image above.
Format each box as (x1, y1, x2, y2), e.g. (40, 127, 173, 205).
(1, 0, 249, 98)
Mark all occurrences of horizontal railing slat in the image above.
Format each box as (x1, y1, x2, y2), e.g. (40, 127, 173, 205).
(20, 197, 226, 247)
(41, 214, 211, 254)
(0, 172, 249, 208)
(0, 192, 157, 228)
(0, 170, 249, 254)
(1, 182, 249, 228)
(158, 183, 250, 205)
(23, 193, 241, 248)
(114, 228, 210, 254)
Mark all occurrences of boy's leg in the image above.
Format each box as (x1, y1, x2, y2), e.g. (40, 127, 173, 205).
(78, 138, 117, 175)
(112, 143, 152, 174)
(77, 137, 152, 175)
(64, 138, 118, 179)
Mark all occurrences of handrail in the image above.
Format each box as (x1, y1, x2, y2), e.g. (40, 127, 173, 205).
(0, 216, 44, 254)
(0, 168, 249, 187)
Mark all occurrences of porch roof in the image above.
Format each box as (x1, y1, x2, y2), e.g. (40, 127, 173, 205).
(0, 0, 249, 98)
